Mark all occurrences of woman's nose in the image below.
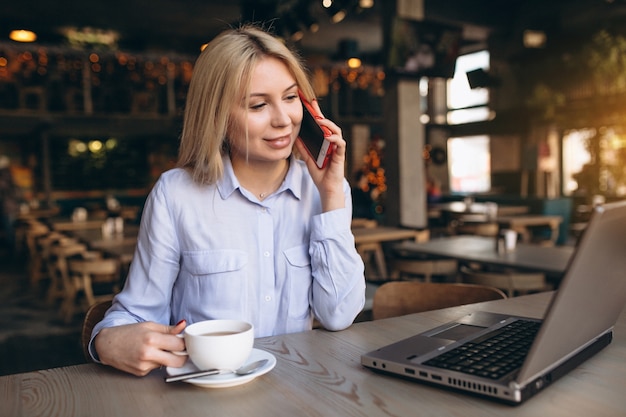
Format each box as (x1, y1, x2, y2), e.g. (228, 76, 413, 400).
(271, 104, 293, 127)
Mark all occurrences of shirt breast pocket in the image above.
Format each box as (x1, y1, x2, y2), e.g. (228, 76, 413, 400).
(283, 244, 312, 320)
(180, 249, 248, 316)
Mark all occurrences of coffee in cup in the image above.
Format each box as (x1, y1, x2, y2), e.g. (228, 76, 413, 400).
(179, 319, 254, 371)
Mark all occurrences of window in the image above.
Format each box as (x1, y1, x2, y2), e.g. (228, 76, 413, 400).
(447, 50, 491, 125)
(445, 51, 492, 193)
(562, 127, 626, 197)
(562, 129, 593, 196)
(447, 136, 491, 193)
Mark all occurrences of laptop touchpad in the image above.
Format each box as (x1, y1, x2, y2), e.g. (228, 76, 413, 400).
(430, 324, 486, 341)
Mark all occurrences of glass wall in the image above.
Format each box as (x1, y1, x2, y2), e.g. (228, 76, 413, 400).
(447, 135, 491, 193)
(447, 50, 491, 125)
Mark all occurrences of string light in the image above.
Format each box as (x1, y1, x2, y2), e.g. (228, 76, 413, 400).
(9, 30, 37, 43)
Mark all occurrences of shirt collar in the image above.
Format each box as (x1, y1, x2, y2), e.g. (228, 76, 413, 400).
(217, 154, 303, 201)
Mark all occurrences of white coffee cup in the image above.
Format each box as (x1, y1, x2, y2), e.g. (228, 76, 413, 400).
(177, 319, 254, 371)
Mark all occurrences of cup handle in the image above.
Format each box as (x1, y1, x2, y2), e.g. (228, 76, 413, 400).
(171, 333, 188, 356)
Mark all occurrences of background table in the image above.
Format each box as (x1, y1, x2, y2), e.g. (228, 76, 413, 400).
(2, 292, 624, 417)
(395, 235, 574, 277)
(352, 226, 426, 279)
(496, 215, 563, 245)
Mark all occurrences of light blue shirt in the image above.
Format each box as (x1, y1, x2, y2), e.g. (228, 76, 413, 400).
(91, 155, 365, 360)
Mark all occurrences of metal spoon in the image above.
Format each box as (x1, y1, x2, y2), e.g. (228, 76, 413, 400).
(164, 359, 268, 383)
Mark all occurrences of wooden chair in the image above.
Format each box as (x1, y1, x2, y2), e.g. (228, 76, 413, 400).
(24, 221, 51, 288)
(455, 221, 499, 237)
(389, 257, 459, 283)
(354, 221, 430, 281)
(81, 299, 113, 362)
(63, 256, 121, 323)
(352, 218, 385, 279)
(460, 265, 552, 298)
(372, 281, 507, 320)
(46, 241, 89, 304)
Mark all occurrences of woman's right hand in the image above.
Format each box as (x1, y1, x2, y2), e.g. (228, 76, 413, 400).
(94, 320, 188, 376)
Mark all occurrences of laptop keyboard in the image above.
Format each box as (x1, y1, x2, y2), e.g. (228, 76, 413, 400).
(424, 319, 541, 380)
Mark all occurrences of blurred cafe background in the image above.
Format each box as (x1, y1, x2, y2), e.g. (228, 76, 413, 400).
(2, 0, 626, 374)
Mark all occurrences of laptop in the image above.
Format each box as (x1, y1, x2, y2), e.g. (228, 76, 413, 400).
(361, 200, 626, 405)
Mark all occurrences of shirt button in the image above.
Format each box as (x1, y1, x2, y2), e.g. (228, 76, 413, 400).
(265, 295, 271, 302)
(263, 251, 270, 257)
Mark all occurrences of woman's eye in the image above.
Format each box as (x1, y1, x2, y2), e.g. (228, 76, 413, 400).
(250, 102, 266, 110)
(285, 94, 298, 101)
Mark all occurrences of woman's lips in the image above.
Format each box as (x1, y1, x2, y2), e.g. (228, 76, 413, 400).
(265, 134, 293, 149)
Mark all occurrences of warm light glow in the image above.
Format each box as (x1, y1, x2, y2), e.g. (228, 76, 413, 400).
(9, 30, 37, 43)
(105, 138, 118, 150)
(291, 30, 304, 42)
(68, 140, 87, 157)
(331, 10, 346, 23)
(359, 0, 374, 8)
(61, 27, 119, 47)
(322, 0, 333, 8)
(523, 30, 547, 48)
(347, 57, 362, 69)
(88, 140, 103, 153)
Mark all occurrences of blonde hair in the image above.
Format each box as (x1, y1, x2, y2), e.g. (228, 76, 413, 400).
(177, 24, 316, 185)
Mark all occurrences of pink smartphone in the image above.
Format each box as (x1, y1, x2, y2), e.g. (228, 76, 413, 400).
(298, 91, 333, 169)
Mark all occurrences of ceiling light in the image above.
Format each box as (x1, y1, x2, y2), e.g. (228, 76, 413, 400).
(359, 0, 374, 8)
(523, 30, 546, 48)
(9, 30, 37, 43)
(88, 140, 104, 153)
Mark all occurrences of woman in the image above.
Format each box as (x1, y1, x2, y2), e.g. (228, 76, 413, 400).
(90, 25, 366, 376)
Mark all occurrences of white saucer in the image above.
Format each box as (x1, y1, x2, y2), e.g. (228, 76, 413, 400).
(166, 348, 276, 388)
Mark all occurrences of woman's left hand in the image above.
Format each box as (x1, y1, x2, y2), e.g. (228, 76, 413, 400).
(295, 100, 347, 212)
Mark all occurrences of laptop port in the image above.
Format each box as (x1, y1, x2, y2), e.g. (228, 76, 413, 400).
(404, 368, 415, 375)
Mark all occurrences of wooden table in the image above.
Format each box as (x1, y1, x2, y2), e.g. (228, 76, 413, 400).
(17, 206, 61, 221)
(2, 292, 624, 417)
(432, 202, 529, 236)
(68, 226, 139, 269)
(496, 215, 563, 245)
(49, 217, 105, 232)
(352, 226, 427, 279)
(69, 226, 138, 249)
(433, 201, 529, 216)
(394, 235, 574, 277)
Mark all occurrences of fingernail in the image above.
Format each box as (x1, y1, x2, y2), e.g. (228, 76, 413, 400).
(176, 319, 186, 326)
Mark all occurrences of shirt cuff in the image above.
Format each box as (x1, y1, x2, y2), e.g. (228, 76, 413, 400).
(310, 207, 352, 241)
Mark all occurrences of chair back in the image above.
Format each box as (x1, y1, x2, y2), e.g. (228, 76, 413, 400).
(46, 241, 88, 304)
(372, 281, 507, 320)
(390, 258, 459, 282)
(460, 266, 552, 297)
(351, 218, 378, 228)
(81, 299, 113, 361)
(64, 257, 121, 323)
(456, 222, 499, 237)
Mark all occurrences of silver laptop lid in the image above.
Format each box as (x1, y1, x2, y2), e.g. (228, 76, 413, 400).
(517, 200, 626, 384)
